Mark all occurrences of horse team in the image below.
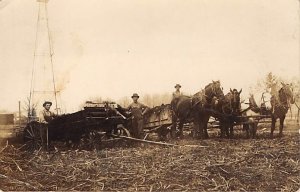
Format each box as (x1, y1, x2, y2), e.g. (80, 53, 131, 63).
(170, 81, 295, 139)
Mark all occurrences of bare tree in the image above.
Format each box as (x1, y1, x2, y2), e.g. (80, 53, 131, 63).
(118, 96, 131, 108)
(254, 72, 282, 95)
(142, 94, 153, 107)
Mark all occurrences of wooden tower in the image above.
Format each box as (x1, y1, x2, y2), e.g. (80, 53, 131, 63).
(28, 0, 59, 120)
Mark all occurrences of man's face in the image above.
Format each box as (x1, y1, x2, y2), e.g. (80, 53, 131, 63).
(44, 104, 51, 110)
(176, 87, 181, 91)
(132, 97, 139, 103)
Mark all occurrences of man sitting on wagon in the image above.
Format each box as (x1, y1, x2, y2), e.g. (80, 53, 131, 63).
(127, 93, 149, 139)
(171, 83, 183, 114)
(39, 101, 57, 124)
(172, 84, 182, 99)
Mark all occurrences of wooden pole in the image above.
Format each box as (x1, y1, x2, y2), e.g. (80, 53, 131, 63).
(18, 101, 21, 128)
(111, 134, 208, 148)
(46, 126, 49, 150)
(112, 134, 178, 146)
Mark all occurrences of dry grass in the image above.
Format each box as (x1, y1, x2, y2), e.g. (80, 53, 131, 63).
(0, 128, 299, 191)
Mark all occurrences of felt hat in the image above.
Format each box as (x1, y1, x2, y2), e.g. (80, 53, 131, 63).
(43, 101, 52, 107)
(131, 93, 139, 98)
(175, 84, 181, 88)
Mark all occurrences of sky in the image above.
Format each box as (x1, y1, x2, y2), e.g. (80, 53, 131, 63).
(0, 0, 299, 113)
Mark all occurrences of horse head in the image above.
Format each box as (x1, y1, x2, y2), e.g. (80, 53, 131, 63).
(205, 80, 224, 104)
(280, 82, 295, 104)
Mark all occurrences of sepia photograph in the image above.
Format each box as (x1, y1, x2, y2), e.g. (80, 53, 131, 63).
(0, 0, 299, 191)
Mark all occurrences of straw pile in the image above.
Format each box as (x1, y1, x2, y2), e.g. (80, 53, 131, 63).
(0, 133, 299, 191)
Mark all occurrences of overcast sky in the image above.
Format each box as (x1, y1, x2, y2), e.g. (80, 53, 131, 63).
(0, 0, 299, 112)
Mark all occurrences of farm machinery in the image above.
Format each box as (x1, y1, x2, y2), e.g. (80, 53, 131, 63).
(23, 102, 131, 150)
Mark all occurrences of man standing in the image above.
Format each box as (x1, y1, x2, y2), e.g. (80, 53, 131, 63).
(171, 84, 183, 138)
(127, 93, 149, 139)
(39, 101, 56, 144)
(39, 101, 56, 124)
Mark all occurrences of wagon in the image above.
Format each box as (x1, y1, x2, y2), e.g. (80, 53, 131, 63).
(210, 99, 273, 138)
(143, 104, 174, 140)
(23, 102, 131, 151)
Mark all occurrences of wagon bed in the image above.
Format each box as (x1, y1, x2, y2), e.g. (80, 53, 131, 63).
(23, 102, 130, 151)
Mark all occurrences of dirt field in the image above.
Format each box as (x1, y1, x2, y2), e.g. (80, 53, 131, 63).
(0, 123, 299, 191)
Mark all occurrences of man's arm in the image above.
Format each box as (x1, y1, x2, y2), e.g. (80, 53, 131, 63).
(141, 104, 149, 116)
(126, 104, 132, 111)
(51, 111, 58, 118)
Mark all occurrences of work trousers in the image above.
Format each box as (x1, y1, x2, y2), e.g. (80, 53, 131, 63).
(131, 118, 144, 139)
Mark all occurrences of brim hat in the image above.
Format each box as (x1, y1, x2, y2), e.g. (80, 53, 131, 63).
(175, 84, 181, 88)
(131, 93, 139, 98)
(43, 101, 52, 107)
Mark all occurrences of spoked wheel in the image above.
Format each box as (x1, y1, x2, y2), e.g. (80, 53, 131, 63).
(23, 121, 45, 151)
(115, 124, 131, 137)
(157, 125, 171, 141)
(82, 130, 104, 150)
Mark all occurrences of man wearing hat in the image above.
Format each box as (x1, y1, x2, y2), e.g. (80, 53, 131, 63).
(39, 101, 57, 124)
(173, 84, 182, 99)
(127, 93, 149, 139)
(171, 84, 183, 137)
(171, 84, 183, 108)
(38, 101, 57, 145)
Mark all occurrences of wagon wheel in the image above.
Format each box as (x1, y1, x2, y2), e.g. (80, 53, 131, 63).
(157, 125, 171, 141)
(115, 124, 131, 137)
(23, 121, 45, 151)
(83, 130, 103, 150)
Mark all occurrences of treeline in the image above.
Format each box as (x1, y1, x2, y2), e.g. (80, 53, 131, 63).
(78, 72, 300, 110)
(79, 93, 173, 109)
(252, 72, 300, 100)
(118, 93, 173, 108)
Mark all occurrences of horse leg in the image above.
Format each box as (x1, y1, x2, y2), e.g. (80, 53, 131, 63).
(248, 123, 254, 139)
(193, 119, 200, 138)
(247, 118, 256, 139)
(220, 121, 226, 138)
(197, 117, 205, 139)
(252, 123, 257, 139)
(270, 116, 276, 138)
(203, 115, 210, 139)
(171, 114, 177, 139)
(229, 122, 234, 138)
(203, 123, 209, 139)
(177, 120, 184, 139)
(279, 115, 285, 137)
(226, 125, 230, 139)
(243, 124, 250, 139)
(224, 122, 230, 138)
(193, 112, 205, 139)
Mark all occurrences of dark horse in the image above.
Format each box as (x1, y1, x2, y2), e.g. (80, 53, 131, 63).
(217, 88, 242, 138)
(171, 81, 224, 139)
(270, 82, 295, 138)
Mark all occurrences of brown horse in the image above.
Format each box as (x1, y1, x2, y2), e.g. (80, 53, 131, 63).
(270, 83, 295, 138)
(214, 88, 242, 138)
(171, 81, 224, 139)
